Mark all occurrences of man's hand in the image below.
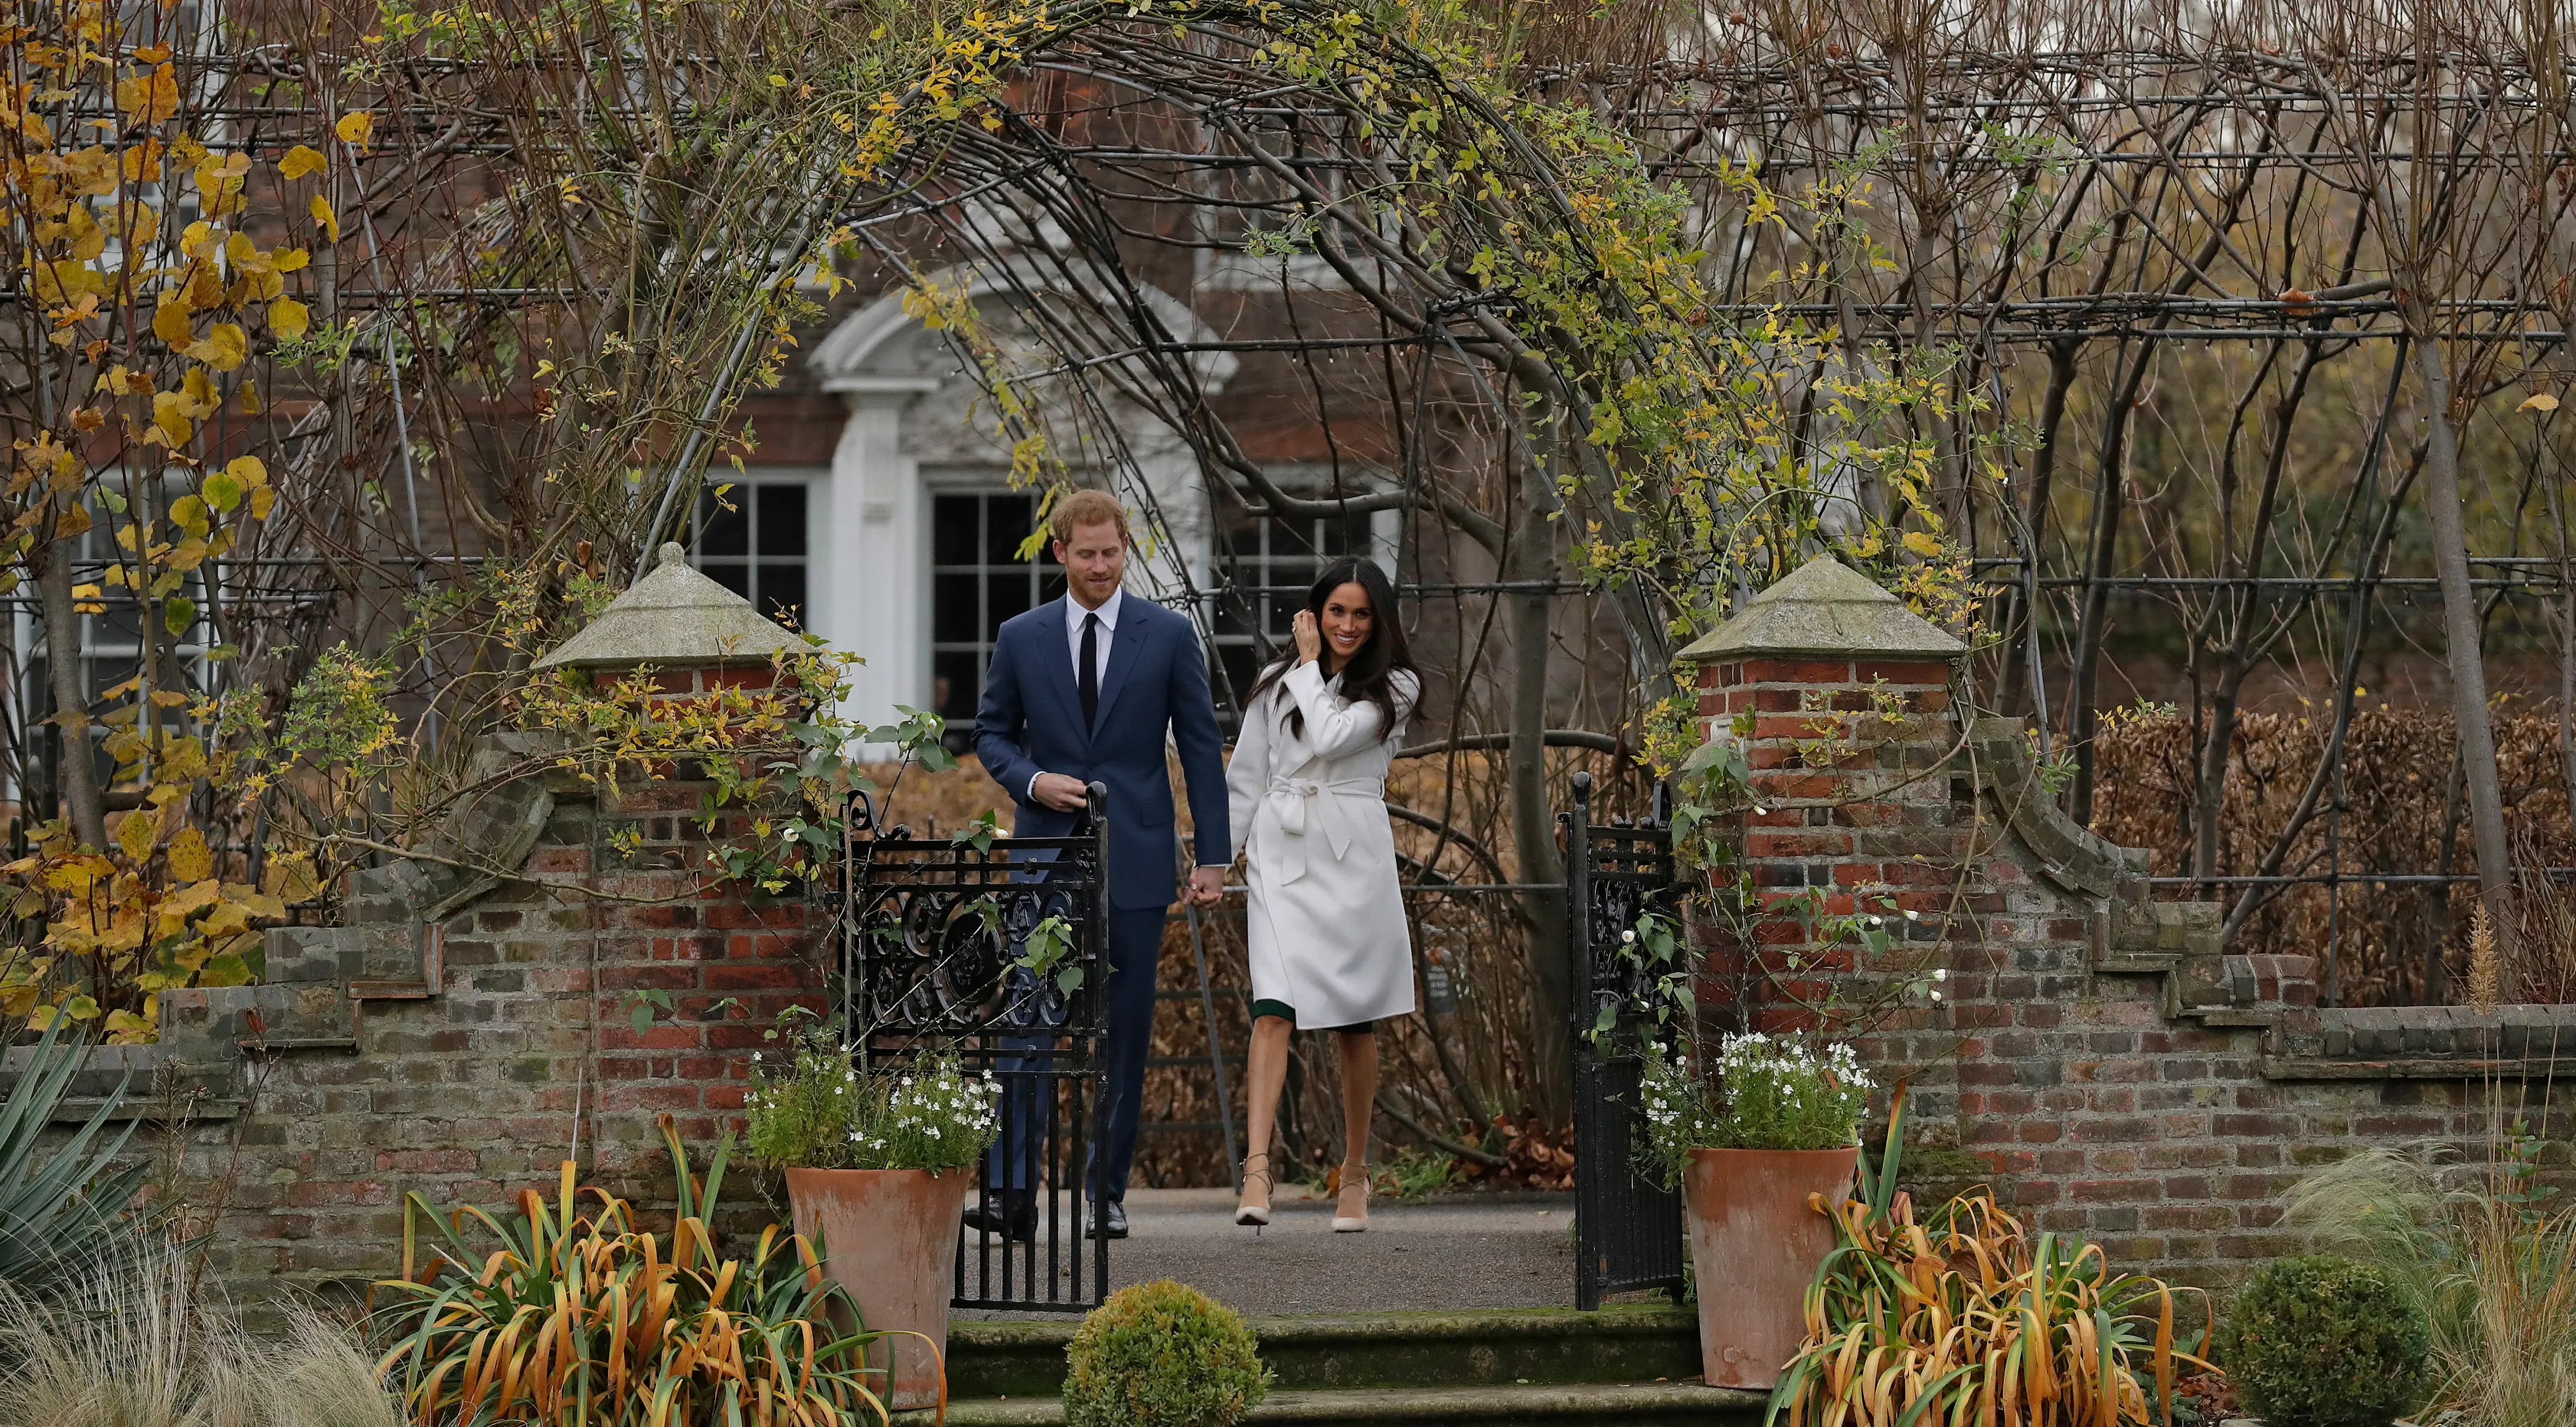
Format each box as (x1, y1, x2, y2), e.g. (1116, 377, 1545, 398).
(1031, 772, 1091, 812)
(1186, 866, 1228, 909)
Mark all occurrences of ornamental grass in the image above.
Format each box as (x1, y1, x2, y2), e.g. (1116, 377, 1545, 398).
(2280, 1142, 2576, 1427)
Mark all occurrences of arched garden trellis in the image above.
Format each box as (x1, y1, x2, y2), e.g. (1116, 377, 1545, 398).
(8, 0, 2576, 1150)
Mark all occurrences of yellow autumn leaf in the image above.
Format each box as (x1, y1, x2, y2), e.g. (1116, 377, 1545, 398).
(227, 455, 268, 488)
(2520, 391, 2560, 413)
(115, 809, 159, 863)
(186, 322, 247, 371)
(190, 152, 249, 201)
(123, 138, 164, 183)
(279, 144, 327, 180)
(152, 297, 193, 345)
(268, 296, 310, 341)
(166, 879, 221, 918)
(309, 194, 339, 241)
(115, 64, 178, 124)
(1901, 529, 1943, 558)
(103, 1008, 154, 1043)
(64, 204, 104, 261)
(151, 390, 193, 445)
(335, 110, 374, 147)
(272, 247, 310, 273)
(167, 827, 214, 882)
(249, 485, 275, 519)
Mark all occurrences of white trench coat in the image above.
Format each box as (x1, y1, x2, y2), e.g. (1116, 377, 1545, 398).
(1226, 664, 1420, 1030)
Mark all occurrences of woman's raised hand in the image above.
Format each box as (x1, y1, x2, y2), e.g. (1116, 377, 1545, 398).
(1292, 609, 1322, 665)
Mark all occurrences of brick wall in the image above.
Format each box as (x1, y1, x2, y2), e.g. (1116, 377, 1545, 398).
(1685, 565, 2576, 1304)
(139, 749, 828, 1314)
(49, 554, 2576, 1315)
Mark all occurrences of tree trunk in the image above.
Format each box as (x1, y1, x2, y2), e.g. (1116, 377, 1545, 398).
(33, 544, 107, 851)
(1512, 407, 1570, 1128)
(2409, 329, 2516, 977)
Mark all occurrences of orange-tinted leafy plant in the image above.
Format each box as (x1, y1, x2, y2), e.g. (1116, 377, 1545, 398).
(1768, 1098, 2210, 1426)
(374, 1119, 898, 1426)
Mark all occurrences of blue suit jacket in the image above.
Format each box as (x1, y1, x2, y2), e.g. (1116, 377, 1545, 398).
(975, 596, 1231, 910)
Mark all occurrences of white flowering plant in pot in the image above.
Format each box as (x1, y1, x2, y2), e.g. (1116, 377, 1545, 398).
(1605, 893, 1947, 1189)
(1636, 1034, 1876, 1186)
(744, 1025, 1000, 1171)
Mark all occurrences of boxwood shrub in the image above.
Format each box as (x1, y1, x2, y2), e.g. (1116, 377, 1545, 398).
(1063, 1279, 1272, 1427)
(2218, 1253, 2429, 1427)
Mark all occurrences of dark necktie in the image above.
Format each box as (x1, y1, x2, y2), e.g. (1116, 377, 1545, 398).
(1078, 612, 1100, 727)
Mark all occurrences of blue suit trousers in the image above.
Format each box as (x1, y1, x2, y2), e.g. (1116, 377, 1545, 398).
(983, 903, 1165, 1203)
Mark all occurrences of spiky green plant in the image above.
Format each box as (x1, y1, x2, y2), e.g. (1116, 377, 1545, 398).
(0, 1017, 145, 1296)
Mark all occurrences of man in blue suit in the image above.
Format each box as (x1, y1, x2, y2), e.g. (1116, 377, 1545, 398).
(969, 488, 1230, 1241)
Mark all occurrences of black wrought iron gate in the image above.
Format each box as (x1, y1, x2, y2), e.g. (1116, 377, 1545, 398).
(1563, 771, 1688, 1310)
(837, 783, 1111, 1312)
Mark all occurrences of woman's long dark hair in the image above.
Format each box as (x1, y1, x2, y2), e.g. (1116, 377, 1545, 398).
(1244, 557, 1417, 740)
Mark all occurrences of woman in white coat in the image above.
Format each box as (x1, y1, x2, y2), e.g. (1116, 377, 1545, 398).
(1225, 557, 1420, 1233)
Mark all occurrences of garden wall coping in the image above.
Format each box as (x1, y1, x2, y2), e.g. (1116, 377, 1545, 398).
(1674, 554, 1966, 661)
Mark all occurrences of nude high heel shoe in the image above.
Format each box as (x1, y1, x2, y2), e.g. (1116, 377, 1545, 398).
(1332, 1163, 1369, 1233)
(1235, 1152, 1273, 1229)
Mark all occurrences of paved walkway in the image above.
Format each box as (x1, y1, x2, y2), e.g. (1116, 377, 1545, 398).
(963, 1187, 1580, 1319)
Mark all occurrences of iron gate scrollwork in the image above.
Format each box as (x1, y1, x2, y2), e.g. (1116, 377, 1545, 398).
(835, 782, 1111, 1313)
(1563, 771, 1688, 1311)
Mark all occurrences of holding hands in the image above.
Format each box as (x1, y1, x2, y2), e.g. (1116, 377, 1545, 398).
(1185, 866, 1226, 909)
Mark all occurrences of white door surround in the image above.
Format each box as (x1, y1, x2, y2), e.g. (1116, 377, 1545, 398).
(803, 263, 1238, 740)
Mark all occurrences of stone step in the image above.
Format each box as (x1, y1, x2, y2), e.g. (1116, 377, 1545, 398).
(901, 1380, 1760, 1427)
(161, 981, 360, 1058)
(944, 1306, 1702, 1399)
(263, 926, 365, 983)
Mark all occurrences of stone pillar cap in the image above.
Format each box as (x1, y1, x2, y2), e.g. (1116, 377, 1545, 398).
(531, 542, 799, 670)
(1676, 554, 1966, 662)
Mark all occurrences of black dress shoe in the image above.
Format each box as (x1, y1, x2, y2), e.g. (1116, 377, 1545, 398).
(962, 1191, 1035, 1243)
(1086, 1200, 1129, 1239)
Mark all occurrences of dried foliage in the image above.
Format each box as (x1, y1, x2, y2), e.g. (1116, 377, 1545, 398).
(373, 1121, 886, 1427)
(2091, 707, 2576, 1004)
(1775, 1167, 2208, 1427)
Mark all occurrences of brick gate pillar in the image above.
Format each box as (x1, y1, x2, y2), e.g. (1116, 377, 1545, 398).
(1673, 557, 1968, 1036)
(521, 540, 818, 1178)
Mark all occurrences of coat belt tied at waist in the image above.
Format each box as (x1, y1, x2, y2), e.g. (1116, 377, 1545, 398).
(1263, 776, 1380, 883)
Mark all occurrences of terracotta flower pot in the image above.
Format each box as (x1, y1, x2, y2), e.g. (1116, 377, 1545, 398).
(1681, 1145, 1859, 1389)
(784, 1166, 970, 1412)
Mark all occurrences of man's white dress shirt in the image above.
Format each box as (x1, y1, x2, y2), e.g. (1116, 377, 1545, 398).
(1025, 589, 1123, 801)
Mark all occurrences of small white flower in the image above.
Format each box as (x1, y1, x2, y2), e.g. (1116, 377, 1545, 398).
(1904, 909, 1921, 921)
(1932, 968, 1948, 982)
(1623, 929, 1637, 945)
(1929, 990, 1943, 1002)
(1753, 806, 1768, 815)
